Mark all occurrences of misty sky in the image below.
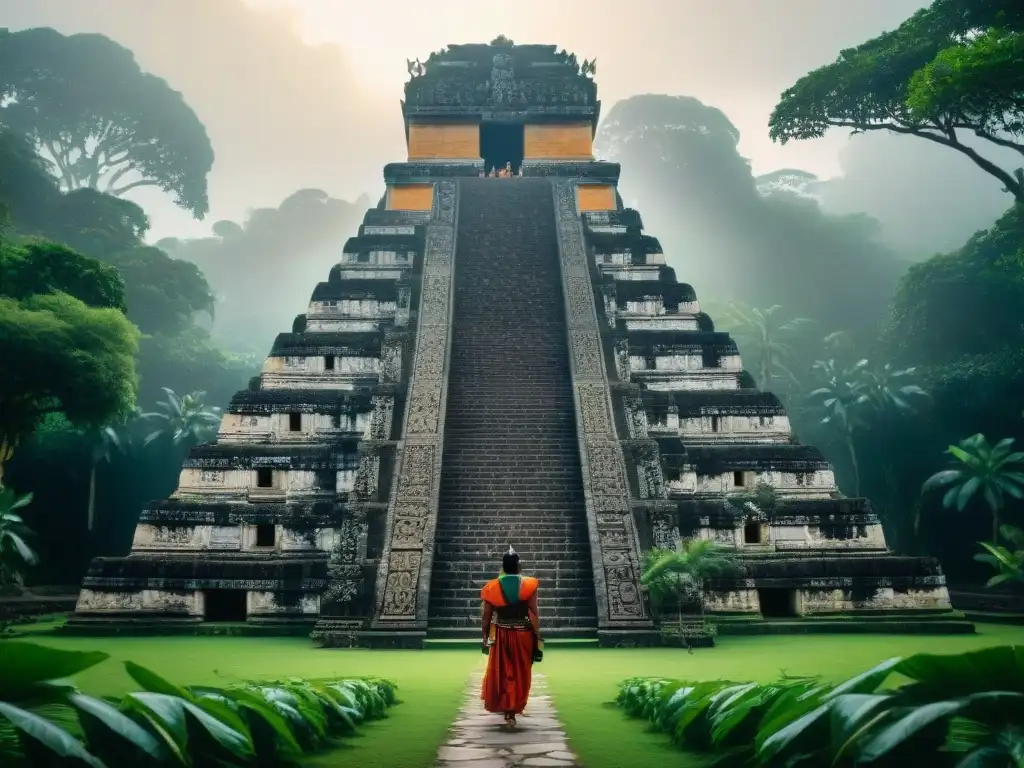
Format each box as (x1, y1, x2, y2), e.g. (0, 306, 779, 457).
(3, 0, 1009, 250)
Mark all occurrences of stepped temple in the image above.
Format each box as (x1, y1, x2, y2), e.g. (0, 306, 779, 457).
(71, 40, 963, 646)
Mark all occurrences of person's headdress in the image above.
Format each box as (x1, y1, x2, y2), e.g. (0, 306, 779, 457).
(507, 544, 517, 556)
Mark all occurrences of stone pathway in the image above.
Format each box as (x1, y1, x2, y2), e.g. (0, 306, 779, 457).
(435, 668, 580, 767)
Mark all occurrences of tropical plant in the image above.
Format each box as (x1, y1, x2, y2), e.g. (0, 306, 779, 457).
(641, 539, 742, 624)
(808, 358, 927, 496)
(141, 388, 221, 448)
(0, 640, 398, 766)
(616, 644, 1024, 766)
(716, 303, 812, 390)
(976, 524, 1024, 588)
(922, 433, 1024, 543)
(769, 0, 1024, 201)
(0, 488, 37, 586)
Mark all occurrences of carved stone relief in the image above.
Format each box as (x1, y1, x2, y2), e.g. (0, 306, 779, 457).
(374, 180, 457, 624)
(552, 179, 649, 627)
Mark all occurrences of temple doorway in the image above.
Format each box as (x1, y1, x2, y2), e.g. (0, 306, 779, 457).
(758, 588, 800, 618)
(480, 122, 524, 174)
(205, 589, 248, 622)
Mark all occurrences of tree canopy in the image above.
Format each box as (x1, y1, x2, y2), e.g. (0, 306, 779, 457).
(0, 27, 213, 217)
(107, 246, 215, 335)
(159, 188, 364, 353)
(0, 290, 139, 468)
(596, 94, 905, 337)
(885, 203, 1024, 365)
(0, 239, 125, 311)
(770, 0, 1024, 201)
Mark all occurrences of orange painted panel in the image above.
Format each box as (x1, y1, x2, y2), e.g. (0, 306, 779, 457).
(408, 123, 480, 160)
(388, 184, 434, 211)
(576, 184, 616, 212)
(523, 123, 593, 160)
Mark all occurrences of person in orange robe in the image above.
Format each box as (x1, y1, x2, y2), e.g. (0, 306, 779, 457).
(480, 548, 541, 728)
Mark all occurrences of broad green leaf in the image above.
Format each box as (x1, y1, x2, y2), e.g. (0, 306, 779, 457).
(124, 662, 195, 702)
(956, 476, 982, 511)
(954, 745, 1016, 768)
(11, 492, 33, 510)
(896, 647, 1024, 698)
(923, 470, 963, 491)
(69, 693, 166, 763)
(757, 700, 831, 762)
(228, 688, 303, 756)
(824, 657, 901, 699)
(0, 700, 105, 767)
(856, 699, 965, 762)
(0, 642, 109, 698)
(827, 693, 892, 760)
(128, 692, 254, 760)
(944, 485, 962, 509)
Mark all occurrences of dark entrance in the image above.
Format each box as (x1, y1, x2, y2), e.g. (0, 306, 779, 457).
(758, 588, 799, 618)
(205, 589, 248, 622)
(480, 122, 524, 174)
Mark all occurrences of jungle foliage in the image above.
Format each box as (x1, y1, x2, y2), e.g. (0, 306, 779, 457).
(617, 644, 1024, 766)
(0, 640, 398, 767)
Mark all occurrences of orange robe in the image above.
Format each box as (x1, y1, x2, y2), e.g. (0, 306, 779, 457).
(480, 575, 539, 714)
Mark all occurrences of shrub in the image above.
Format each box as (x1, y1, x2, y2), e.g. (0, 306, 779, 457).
(616, 645, 1024, 765)
(0, 640, 398, 766)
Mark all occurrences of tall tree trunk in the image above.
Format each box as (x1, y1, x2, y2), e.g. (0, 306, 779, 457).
(87, 463, 97, 532)
(845, 434, 861, 497)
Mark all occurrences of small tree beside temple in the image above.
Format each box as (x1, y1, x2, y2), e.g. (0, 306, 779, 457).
(640, 539, 742, 644)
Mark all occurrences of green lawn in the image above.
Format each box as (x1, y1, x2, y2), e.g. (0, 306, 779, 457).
(25, 624, 1024, 768)
(543, 624, 1024, 768)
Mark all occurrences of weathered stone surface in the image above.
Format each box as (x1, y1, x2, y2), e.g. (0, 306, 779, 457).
(553, 179, 650, 631)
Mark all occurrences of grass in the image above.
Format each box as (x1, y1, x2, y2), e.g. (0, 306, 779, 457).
(543, 623, 1024, 768)
(30, 634, 478, 768)
(18, 624, 1024, 768)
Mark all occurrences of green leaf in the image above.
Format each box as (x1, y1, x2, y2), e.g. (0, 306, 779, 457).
(124, 662, 195, 702)
(856, 699, 967, 762)
(0, 642, 109, 700)
(956, 476, 982, 511)
(10, 492, 33, 510)
(127, 692, 254, 760)
(828, 693, 892, 761)
(896, 647, 1024, 698)
(941, 486, 962, 511)
(228, 688, 304, 757)
(0, 700, 105, 767)
(757, 700, 831, 762)
(923, 470, 963, 491)
(824, 656, 901, 699)
(4, 531, 38, 565)
(69, 693, 166, 764)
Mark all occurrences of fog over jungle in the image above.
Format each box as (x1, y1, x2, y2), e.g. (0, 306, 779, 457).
(2, 0, 1013, 259)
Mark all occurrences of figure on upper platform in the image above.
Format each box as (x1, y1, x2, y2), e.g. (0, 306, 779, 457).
(480, 547, 542, 728)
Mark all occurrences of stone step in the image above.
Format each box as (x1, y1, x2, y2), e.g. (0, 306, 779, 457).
(436, 526, 587, 535)
(427, 177, 596, 633)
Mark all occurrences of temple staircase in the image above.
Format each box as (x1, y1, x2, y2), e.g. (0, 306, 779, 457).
(426, 178, 599, 638)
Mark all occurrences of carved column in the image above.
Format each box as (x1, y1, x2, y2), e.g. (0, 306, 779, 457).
(551, 179, 652, 636)
(369, 180, 457, 637)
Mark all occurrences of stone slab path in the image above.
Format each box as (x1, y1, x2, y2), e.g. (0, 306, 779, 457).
(435, 668, 580, 767)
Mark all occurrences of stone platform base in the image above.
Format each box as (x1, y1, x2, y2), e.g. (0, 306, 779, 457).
(950, 589, 1024, 624)
(60, 616, 314, 637)
(354, 630, 428, 649)
(714, 612, 975, 635)
(0, 593, 78, 621)
(596, 629, 661, 648)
